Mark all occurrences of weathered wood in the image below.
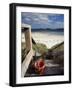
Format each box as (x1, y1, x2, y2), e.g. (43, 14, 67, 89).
(21, 49, 35, 77)
(21, 24, 35, 77)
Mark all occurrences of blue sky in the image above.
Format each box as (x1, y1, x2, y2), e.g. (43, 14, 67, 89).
(21, 12, 64, 29)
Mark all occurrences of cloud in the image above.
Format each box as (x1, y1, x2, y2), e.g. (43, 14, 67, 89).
(25, 17, 31, 21)
(21, 12, 64, 29)
(49, 21, 64, 29)
(22, 12, 49, 23)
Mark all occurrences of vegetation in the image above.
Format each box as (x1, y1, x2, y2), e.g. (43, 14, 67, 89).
(50, 41, 64, 66)
(22, 41, 64, 66)
(32, 43, 48, 55)
(21, 42, 48, 61)
(51, 41, 64, 51)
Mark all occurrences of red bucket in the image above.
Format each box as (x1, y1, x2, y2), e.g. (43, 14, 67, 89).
(34, 59, 45, 75)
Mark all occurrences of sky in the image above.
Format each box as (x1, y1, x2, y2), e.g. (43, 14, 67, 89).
(21, 12, 64, 29)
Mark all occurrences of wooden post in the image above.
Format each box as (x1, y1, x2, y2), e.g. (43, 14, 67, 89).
(24, 27, 32, 52)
